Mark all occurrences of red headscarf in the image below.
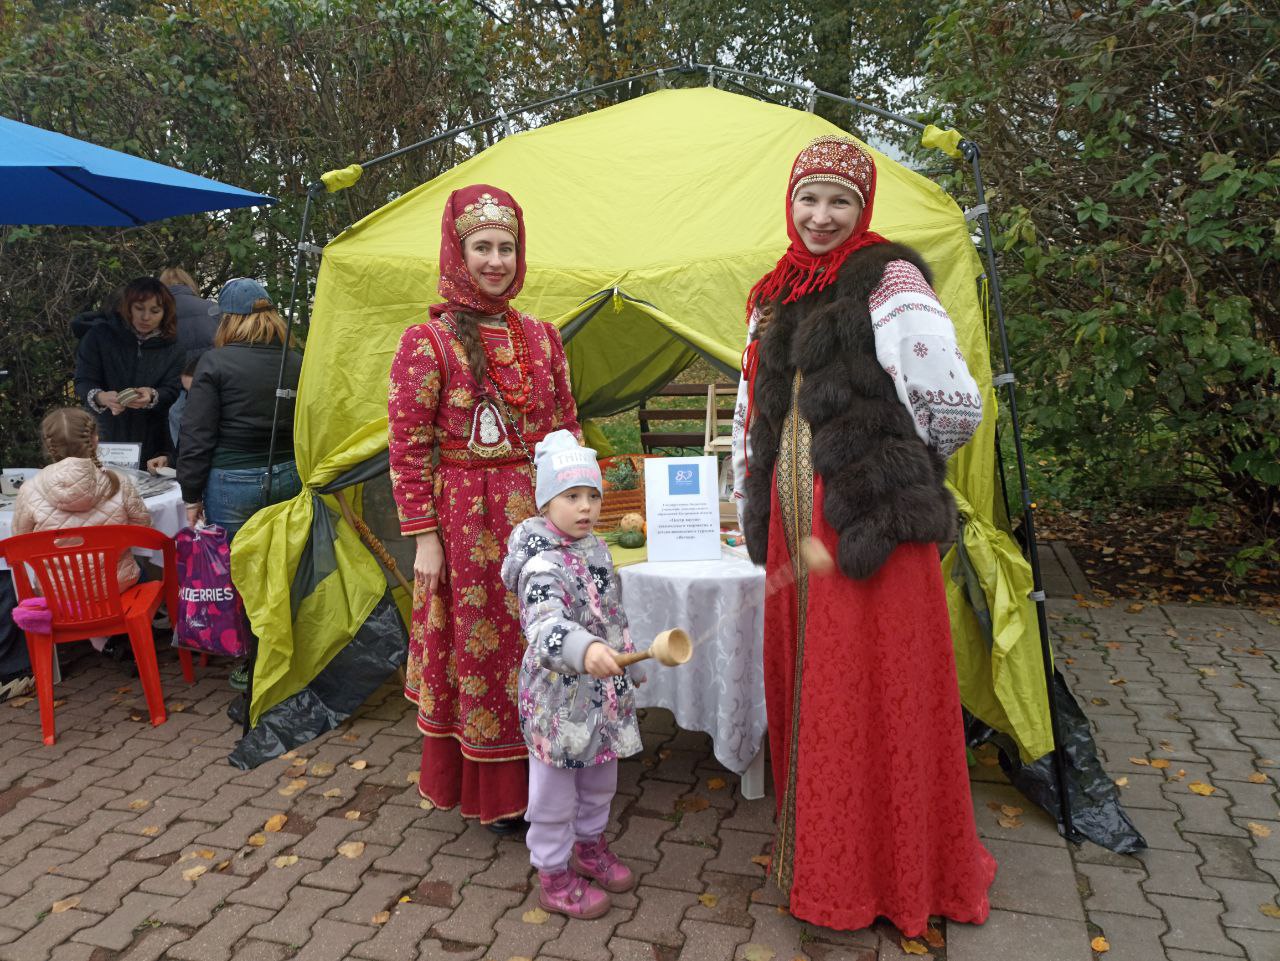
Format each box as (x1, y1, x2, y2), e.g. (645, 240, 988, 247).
(745, 136, 887, 320)
(429, 184, 527, 320)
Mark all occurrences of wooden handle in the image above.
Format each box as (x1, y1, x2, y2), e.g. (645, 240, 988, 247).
(613, 649, 654, 668)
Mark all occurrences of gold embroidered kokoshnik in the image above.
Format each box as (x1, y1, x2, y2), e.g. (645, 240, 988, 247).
(773, 370, 814, 893)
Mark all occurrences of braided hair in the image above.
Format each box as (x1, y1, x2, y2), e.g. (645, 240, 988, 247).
(452, 311, 488, 386)
(40, 408, 120, 497)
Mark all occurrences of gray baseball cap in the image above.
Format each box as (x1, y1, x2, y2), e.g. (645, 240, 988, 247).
(217, 277, 272, 315)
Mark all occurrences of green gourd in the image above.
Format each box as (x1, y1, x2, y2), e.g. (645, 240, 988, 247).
(617, 529, 646, 549)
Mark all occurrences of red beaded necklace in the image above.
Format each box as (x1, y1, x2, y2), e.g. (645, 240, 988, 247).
(480, 307, 534, 413)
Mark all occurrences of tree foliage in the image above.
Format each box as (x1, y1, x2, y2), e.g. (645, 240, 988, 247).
(921, 0, 1279, 532)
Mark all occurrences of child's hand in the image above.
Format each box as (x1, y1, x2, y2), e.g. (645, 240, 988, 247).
(584, 641, 622, 678)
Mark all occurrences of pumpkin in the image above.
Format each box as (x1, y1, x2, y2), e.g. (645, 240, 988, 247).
(619, 512, 645, 533)
(617, 529, 647, 549)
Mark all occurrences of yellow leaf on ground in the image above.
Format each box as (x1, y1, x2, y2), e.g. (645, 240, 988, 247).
(278, 778, 307, 797)
(272, 855, 299, 868)
(247, 834, 266, 847)
(9, 696, 34, 708)
(170, 702, 187, 713)
(1198, 667, 1218, 677)
(344, 811, 362, 821)
(996, 816, 1023, 829)
(181, 865, 207, 882)
(216, 860, 230, 872)
(322, 789, 343, 799)
(750, 855, 772, 869)
(924, 926, 945, 948)
(900, 938, 929, 955)
(310, 762, 336, 776)
(419, 799, 434, 810)
(406, 772, 418, 783)
(1128, 757, 1150, 766)
(281, 751, 297, 760)
(1092, 935, 1110, 952)
(128, 799, 150, 811)
(1188, 781, 1216, 796)
(707, 777, 727, 791)
(1248, 772, 1268, 783)
(337, 841, 365, 859)
(371, 911, 391, 924)
(1247, 822, 1272, 838)
(1113, 777, 1129, 788)
(741, 945, 776, 961)
(1108, 677, 1126, 686)
(398, 896, 412, 903)
(698, 893, 719, 908)
(999, 804, 1024, 817)
(522, 907, 550, 924)
(50, 897, 79, 914)
(1150, 759, 1170, 770)
(141, 826, 160, 837)
(351, 759, 368, 770)
(1126, 603, 1144, 613)
(179, 849, 216, 862)
(1260, 903, 1280, 919)
(264, 814, 288, 833)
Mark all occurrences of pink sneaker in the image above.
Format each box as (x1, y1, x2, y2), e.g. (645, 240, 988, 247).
(570, 835, 635, 893)
(538, 868, 611, 919)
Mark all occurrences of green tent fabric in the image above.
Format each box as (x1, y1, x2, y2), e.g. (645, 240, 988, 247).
(233, 86, 1054, 761)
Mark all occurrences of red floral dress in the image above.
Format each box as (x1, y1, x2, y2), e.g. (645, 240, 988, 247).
(388, 312, 580, 822)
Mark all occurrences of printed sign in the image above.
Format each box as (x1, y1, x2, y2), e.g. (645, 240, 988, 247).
(645, 455, 720, 562)
(97, 443, 141, 471)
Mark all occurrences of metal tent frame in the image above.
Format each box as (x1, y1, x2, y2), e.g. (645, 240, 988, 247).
(255, 61, 1077, 841)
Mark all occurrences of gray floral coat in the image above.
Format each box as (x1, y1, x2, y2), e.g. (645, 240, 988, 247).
(501, 516, 643, 769)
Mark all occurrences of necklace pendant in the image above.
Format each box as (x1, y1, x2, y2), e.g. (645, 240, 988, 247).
(468, 399, 516, 458)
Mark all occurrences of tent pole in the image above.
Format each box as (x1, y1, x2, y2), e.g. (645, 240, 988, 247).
(960, 140, 1077, 841)
(244, 184, 319, 736)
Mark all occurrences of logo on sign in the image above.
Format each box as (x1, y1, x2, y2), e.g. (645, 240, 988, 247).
(667, 464, 699, 496)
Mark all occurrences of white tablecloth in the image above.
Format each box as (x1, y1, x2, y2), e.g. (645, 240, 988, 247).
(620, 547, 766, 777)
(0, 482, 186, 572)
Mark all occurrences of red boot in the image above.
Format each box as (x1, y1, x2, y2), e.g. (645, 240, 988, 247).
(538, 868, 611, 919)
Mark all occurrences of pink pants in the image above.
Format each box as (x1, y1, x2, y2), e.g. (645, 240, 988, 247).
(526, 757, 618, 872)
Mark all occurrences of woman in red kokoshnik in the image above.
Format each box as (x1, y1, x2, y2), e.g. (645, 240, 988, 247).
(389, 185, 580, 832)
(731, 137, 995, 934)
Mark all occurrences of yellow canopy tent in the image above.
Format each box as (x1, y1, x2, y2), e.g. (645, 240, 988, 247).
(232, 86, 1053, 763)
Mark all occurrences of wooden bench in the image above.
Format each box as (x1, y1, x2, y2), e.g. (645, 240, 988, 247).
(638, 382, 737, 455)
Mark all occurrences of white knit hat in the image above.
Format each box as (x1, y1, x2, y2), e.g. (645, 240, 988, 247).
(534, 430, 602, 509)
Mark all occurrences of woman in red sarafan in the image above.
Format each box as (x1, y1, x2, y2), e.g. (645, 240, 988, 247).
(388, 184, 580, 831)
(732, 137, 995, 936)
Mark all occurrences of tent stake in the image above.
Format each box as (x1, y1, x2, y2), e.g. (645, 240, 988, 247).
(961, 140, 1078, 843)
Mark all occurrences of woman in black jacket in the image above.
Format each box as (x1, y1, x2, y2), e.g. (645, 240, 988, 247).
(74, 277, 184, 470)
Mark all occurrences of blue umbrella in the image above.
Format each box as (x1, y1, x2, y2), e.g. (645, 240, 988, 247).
(0, 115, 275, 226)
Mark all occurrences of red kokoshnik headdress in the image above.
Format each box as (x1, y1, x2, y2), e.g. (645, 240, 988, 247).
(744, 135, 887, 320)
(429, 184, 527, 321)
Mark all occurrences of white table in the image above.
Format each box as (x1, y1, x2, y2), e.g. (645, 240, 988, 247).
(0, 478, 185, 572)
(620, 547, 768, 799)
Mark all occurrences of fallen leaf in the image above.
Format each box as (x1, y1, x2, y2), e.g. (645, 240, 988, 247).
(127, 711, 144, 721)
(141, 826, 160, 837)
(179, 849, 216, 862)
(350, 759, 368, 770)
(522, 907, 550, 924)
(337, 841, 366, 859)
(278, 778, 307, 797)
(263, 814, 288, 833)
(1089, 697, 1107, 706)
(1170, 769, 1187, 781)
(677, 796, 710, 813)
(170, 702, 187, 713)
(181, 865, 207, 882)
(1260, 759, 1277, 767)
(1125, 603, 1144, 613)
(924, 926, 945, 948)
(900, 938, 929, 955)
(1150, 759, 1170, 770)
(1108, 677, 1126, 686)
(398, 896, 412, 903)
(999, 804, 1024, 817)
(1113, 777, 1129, 788)
(1092, 935, 1110, 952)
(406, 772, 418, 783)
(281, 751, 297, 760)
(1259, 903, 1280, 919)
(344, 810, 362, 821)
(371, 910, 391, 924)
(128, 799, 150, 811)
(1105, 641, 1122, 650)
(116, 685, 132, 694)
(419, 799, 434, 810)
(272, 855, 299, 868)
(1128, 757, 1150, 766)
(341, 732, 360, 742)
(698, 893, 719, 908)
(247, 834, 266, 847)
(51, 699, 67, 707)
(1247, 822, 1272, 838)
(707, 777, 726, 791)
(750, 854, 772, 869)
(1198, 667, 1218, 677)
(997, 815, 1023, 829)
(1159, 740, 1173, 751)
(658, 749, 672, 760)
(9, 696, 34, 708)
(51, 897, 80, 913)
(215, 860, 230, 872)
(322, 789, 343, 799)
(1188, 781, 1216, 796)
(742, 945, 776, 961)
(310, 762, 335, 776)
(1248, 772, 1269, 783)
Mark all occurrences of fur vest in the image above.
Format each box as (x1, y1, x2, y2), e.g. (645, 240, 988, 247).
(742, 242, 956, 580)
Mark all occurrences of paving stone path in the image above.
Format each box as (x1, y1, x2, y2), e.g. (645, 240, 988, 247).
(0, 543, 1274, 961)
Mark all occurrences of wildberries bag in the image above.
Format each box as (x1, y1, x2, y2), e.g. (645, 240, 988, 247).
(174, 525, 251, 658)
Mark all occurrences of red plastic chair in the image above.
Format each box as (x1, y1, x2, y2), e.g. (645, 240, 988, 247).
(0, 524, 199, 745)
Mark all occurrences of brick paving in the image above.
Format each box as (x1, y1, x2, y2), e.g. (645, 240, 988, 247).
(0, 543, 1275, 959)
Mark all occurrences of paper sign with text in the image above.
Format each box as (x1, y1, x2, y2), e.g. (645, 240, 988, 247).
(98, 443, 141, 470)
(644, 455, 720, 562)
